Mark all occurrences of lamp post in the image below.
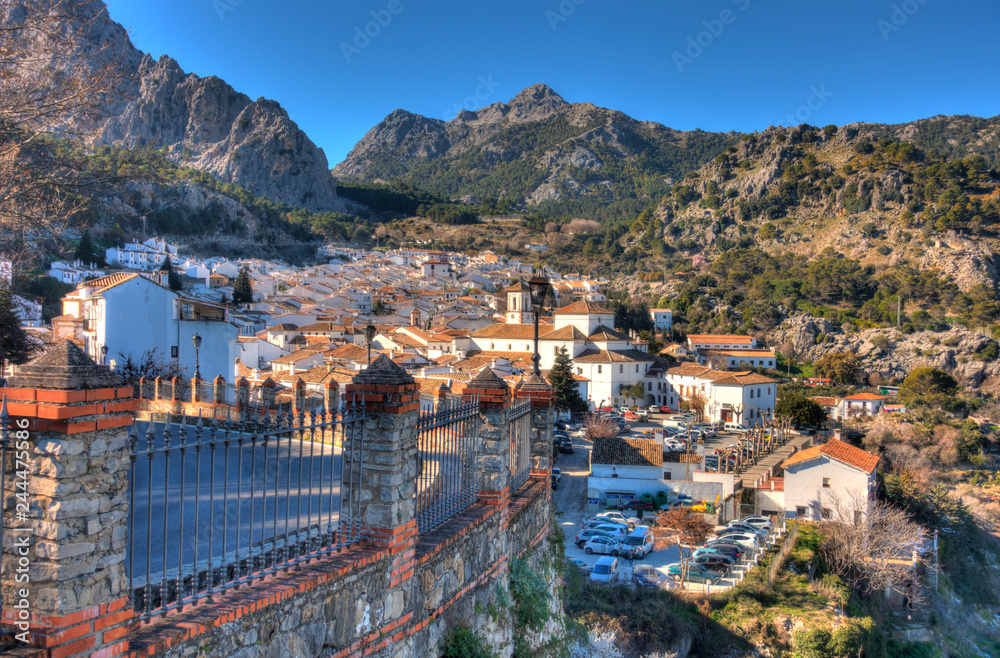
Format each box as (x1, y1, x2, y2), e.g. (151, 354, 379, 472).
(192, 333, 202, 379)
(364, 323, 377, 366)
(527, 273, 551, 377)
(101, 345, 108, 366)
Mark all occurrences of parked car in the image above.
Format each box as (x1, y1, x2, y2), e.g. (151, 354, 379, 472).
(693, 546, 737, 561)
(586, 511, 638, 527)
(632, 563, 660, 589)
(693, 423, 716, 437)
(666, 562, 721, 584)
(693, 553, 734, 571)
(583, 536, 622, 556)
(739, 516, 775, 531)
(620, 527, 654, 558)
(551, 474, 558, 490)
(574, 528, 616, 548)
(572, 427, 588, 438)
(649, 405, 661, 414)
(623, 499, 655, 512)
(699, 543, 744, 560)
(723, 422, 744, 433)
(589, 556, 620, 584)
(552, 466, 561, 483)
(568, 558, 591, 576)
(583, 523, 630, 540)
(557, 440, 574, 454)
(725, 521, 769, 538)
(707, 534, 759, 550)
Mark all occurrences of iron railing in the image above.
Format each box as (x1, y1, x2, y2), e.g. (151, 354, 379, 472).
(127, 397, 367, 621)
(415, 397, 480, 532)
(508, 399, 532, 493)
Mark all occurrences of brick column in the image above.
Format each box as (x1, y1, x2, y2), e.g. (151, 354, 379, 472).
(235, 377, 249, 419)
(259, 377, 276, 409)
(1, 340, 139, 657)
(433, 382, 450, 413)
(154, 377, 164, 401)
(291, 378, 306, 418)
(170, 376, 181, 402)
(516, 374, 555, 481)
(213, 375, 226, 405)
(190, 376, 202, 403)
(462, 367, 511, 508)
(323, 380, 340, 416)
(343, 355, 419, 589)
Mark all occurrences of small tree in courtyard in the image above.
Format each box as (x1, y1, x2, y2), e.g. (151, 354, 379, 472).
(231, 268, 254, 306)
(654, 507, 714, 585)
(547, 346, 588, 413)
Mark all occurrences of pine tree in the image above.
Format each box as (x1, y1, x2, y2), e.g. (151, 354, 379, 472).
(232, 268, 254, 306)
(0, 284, 38, 375)
(75, 230, 101, 266)
(547, 347, 588, 413)
(160, 255, 182, 291)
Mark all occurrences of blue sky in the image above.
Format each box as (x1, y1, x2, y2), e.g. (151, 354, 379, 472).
(106, 0, 1000, 167)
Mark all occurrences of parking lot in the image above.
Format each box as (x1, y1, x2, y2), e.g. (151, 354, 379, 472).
(553, 414, 781, 588)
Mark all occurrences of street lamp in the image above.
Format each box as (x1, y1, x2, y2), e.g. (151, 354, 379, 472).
(192, 333, 202, 379)
(364, 323, 377, 366)
(101, 345, 108, 365)
(527, 273, 551, 376)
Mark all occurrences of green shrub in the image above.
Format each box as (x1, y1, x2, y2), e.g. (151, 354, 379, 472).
(794, 628, 832, 658)
(440, 626, 496, 658)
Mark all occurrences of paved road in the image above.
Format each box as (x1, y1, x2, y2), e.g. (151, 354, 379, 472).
(128, 421, 344, 586)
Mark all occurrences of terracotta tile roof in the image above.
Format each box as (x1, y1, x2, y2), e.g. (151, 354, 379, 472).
(687, 334, 754, 345)
(504, 281, 530, 293)
(810, 396, 840, 407)
(843, 393, 886, 401)
(591, 437, 662, 467)
(553, 300, 613, 315)
(270, 323, 300, 331)
(77, 271, 141, 291)
(709, 372, 777, 386)
(298, 322, 346, 333)
(470, 324, 537, 340)
(781, 439, 879, 473)
(665, 364, 713, 377)
(700, 349, 777, 357)
(588, 325, 631, 341)
(324, 343, 368, 360)
(573, 349, 656, 363)
(539, 325, 589, 341)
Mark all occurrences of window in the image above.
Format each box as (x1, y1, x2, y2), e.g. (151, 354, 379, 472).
(619, 365, 623, 374)
(796, 507, 807, 518)
(171, 346, 179, 358)
(767, 387, 771, 395)
(636, 364, 639, 373)
(577, 367, 582, 375)
(597, 365, 602, 374)
(647, 382, 652, 391)
(507, 344, 511, 351)
(663, 472, 672, 480)
(750, 389, 754, 399)
(822, 477, 831, 488)
(821, 508, 832, 520)
(757, 388, 761, 397)
(554, 346, 559, 356)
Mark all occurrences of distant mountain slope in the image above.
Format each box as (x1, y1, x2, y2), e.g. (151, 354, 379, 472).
(333, 84, 738, 220)
(29, 0, 344, 212)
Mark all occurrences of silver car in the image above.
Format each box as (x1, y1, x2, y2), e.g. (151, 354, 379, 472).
(583, 536, 622, 556)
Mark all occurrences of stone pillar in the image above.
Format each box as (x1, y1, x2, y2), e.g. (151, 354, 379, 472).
(344, 355, 419, 589)
(260, 377, 276, 409)
(191, 375, 202, 403)
(154, 376, 164, 401)
(213, 375, 226, 405)
(170, 376, 181, 402)
(324, 380, 340, 416)
(463, 367, 511, 508)
(235, 377, 249, 419)
(1, 340, 138, 657)
(516, 374, 555, 481)
(292, 378, 306, 418)
(138, 377, 147, 401)
(433, 382, 450, 413)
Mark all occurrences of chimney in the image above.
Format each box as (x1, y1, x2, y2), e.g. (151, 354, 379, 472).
(289, 363, 296, 376)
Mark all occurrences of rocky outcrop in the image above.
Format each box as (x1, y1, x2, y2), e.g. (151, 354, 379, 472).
(333, 83, 737, 206)
(25, 0, 343, 212)
(772, 313, 1000, 385)
(97, 54, 343, 212)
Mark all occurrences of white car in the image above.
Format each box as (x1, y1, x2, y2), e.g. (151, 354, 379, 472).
(585, 511, 638, 527)
(739, 516, 774, 531)
(586, 523, 630, 539)
(707, 534, 759, 550)
(583, 536, 622, 556)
